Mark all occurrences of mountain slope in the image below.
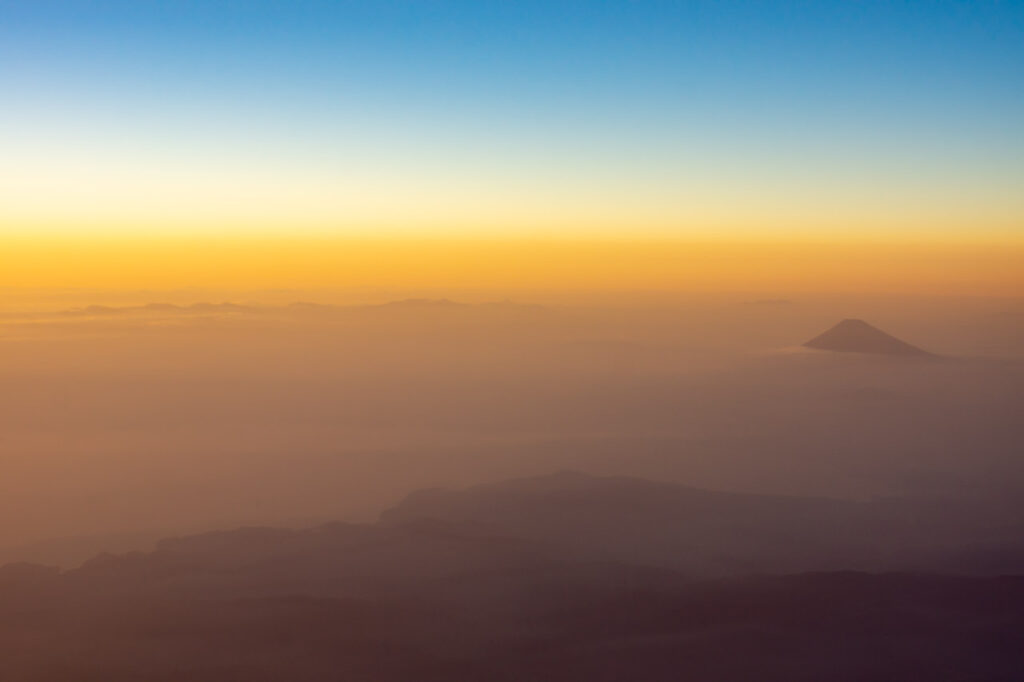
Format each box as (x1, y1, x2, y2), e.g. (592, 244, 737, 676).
(381, 471, 1022, 575)
(803, 319, 931, 356)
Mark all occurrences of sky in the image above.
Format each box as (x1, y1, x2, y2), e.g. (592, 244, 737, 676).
(1, 1, 1022, 293)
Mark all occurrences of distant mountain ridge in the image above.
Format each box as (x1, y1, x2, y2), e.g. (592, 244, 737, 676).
(53, 298, 543, 317)
(2, 471, 1024, 681)
(4, 471, 1020, 583)
(382, 471, 1023, 575)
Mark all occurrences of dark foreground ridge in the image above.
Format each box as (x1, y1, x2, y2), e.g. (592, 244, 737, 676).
(803, 318, 932, 356)
(2, 472, 1022, 681)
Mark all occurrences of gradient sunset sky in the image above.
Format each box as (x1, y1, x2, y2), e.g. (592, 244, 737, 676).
(1, 1, 1021, 293)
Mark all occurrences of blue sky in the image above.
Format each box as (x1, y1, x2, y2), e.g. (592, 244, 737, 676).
(1, 0, 1022, 237)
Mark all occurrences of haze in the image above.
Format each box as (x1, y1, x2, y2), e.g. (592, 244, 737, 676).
(0, 291, 1020, 565)
(1, 1, 1023, 680)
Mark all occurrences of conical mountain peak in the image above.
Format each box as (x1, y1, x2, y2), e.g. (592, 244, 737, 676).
(803, 319, 931, 356)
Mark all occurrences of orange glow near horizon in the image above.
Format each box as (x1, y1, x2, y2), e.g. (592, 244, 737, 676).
(2, 234, 1021, 297)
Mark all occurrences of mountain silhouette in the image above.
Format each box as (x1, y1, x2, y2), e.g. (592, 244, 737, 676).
(381, 471, 1023, 575)
(803, 319, 931, 356)
(2, 472, 1024, 681)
